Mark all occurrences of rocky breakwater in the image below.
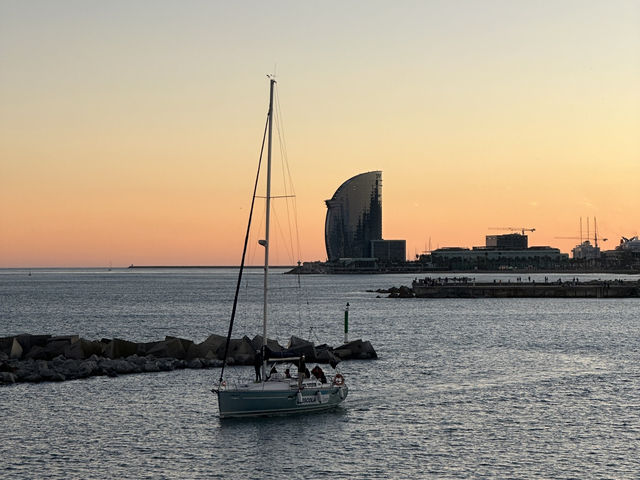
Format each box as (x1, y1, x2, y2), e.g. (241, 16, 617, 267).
(0, 334, 377, 384)
(369, 286, 415, 298)
(374, 278, 640, 298)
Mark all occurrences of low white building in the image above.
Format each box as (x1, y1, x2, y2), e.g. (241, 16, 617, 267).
(572, 241, 601, 260)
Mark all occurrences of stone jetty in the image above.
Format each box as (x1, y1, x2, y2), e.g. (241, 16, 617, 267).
(0, 334, 377, 384)
(374, 277, 640, 298)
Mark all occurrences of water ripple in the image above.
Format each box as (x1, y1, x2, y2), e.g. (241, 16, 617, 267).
(2, 270, 640, 478)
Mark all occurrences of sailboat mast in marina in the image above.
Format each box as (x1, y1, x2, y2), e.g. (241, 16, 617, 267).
(213, 77, 348, 418)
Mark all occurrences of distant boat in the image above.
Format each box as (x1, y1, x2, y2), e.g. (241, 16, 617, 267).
(212, 78, 348, 418)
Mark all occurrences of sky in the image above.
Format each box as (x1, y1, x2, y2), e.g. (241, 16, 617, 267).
(1, 1, 639, 267)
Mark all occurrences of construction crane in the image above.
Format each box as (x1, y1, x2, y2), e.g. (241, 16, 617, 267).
(556, 235, 608, 247)
(489, 227, 536, 235)
(555, 235, 608, 248)
(556, 217, 607, 248)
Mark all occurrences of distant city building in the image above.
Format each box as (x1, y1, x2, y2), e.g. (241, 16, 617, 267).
(429, 245, 568, 270)
(486, 233, 528, 249)
(422, 233, 568, 270)
(600, 236, 640, 270)
(325, 171, 382, 261)
(371, 239, 406, 263)
(572, 241, 601, 260)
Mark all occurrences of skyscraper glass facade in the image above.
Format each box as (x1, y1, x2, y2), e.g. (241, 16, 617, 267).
(325, 171, 382, 261)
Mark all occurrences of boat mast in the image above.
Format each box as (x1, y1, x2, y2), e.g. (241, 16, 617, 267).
(262, 77, 275, 381)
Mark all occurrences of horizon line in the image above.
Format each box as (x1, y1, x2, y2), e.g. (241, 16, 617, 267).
(0, 265, 298, 270)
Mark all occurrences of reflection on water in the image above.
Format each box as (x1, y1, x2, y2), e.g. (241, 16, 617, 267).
(1, 269, 639, 479)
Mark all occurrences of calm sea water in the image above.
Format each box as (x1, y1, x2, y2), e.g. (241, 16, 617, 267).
(1, 268, 640, 479)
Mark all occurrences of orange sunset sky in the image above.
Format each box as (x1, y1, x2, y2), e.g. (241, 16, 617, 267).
(1, 1, 639, 268)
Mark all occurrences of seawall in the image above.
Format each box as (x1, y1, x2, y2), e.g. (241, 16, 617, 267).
(377, 279, 640, 298)
(0, 334, 377, 384)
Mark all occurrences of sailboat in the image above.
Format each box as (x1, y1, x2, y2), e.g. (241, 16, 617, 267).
(213, 77, 348, 419)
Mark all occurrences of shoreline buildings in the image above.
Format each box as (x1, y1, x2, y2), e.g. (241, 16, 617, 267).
(291, 173, 639, 274)
(423, 233, 568, 271)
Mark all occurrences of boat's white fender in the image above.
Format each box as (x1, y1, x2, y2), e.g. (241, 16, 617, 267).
(316, 391, 326, 404)
(296, 391, 303, 404)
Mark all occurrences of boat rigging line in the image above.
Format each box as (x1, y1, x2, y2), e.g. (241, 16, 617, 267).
(218, 111, 269, 386)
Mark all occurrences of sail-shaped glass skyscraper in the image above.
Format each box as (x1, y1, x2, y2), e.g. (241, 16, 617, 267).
(324, 171, 382, 261)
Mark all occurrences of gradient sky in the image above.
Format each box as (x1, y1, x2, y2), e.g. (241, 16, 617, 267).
(1, 1, 639, 267)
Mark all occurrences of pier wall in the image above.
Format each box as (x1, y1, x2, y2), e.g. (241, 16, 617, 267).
(376, 279, 640, 298)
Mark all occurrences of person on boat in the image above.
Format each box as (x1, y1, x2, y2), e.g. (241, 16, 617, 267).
(254, 350, 262, 382)
(266, 365, 279, 380)
(311, 365, 327, 384)
(298, 357, 306, 378)
(284, 368, 291, 378)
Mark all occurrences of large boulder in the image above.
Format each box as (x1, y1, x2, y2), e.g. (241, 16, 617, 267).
(16, 334, 52, 355)
(104, 338, 138, 359)
(135, 340, 158, 356)
(166, 336, 193, 353)
(36, 360, 57, 381)
(13, 358, 38, 381)
(0, 336, 14, 356)
(40, 338, 75, 360)
(80, 339, 105, 358)
(77, 360, 98, 378)
(188, 334, 226, 360)
(315, 345, 341, 367)
(187, 358, 203, 369)
(9, 338, 23, 359)
(51, 358, 77, 379)
(24, 346, 50, 360)
(0, 372, 16, 384)
(38, 338, 71, 360)
(156, 358, 179, 371)
(333, 339, 378, 360)
(226, 336, 255, 365)
(143, 359, 161, 372)
(250, 335, 284, 353)
(202, 358, 223, 368)
(63, 342, 86, 360)
(51, 335, 79, 344)
(98, 358, 137, 375)
(287, 336, 317, 362)
(398, 285, 414, 298)
(145, 337, 187, 359)
(125, 354, 146, 368)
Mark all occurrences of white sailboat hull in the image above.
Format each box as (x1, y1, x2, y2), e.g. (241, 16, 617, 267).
(217, 380, 348, 419)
